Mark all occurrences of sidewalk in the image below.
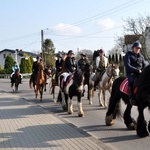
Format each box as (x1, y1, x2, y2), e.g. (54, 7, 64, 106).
(0, 91, 108, 150)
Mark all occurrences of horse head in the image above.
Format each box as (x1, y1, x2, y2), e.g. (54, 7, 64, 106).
(106, 64, 120, 79)
(73, 68, 85, 92)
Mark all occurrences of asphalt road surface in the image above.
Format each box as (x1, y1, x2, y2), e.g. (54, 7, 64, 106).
(0, 78, 150, 150)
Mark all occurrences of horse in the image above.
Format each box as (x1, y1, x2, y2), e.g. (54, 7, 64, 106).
(49, 72, 59, 102)
(11, 69, 21, 92)
(29, 62, 45, 101)
(88, 64, 120, 107)
(105, 64, 150, 137)
(58, 68, 85, 117)
(82, 64, 92, 100)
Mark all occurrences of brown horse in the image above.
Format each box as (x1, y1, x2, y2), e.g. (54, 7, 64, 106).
(11, 69, 21, 92)
(29, 62, 45, 101)
(49, 72, 59, 102)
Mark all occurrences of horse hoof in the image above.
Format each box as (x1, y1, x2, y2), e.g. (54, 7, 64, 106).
(62, 106, 67, 111)
(137, 130, 149, 137)
(105, 115, 114, 126)
(68, 111, 73, 114)
(89, 101, 92, 105)
(127, 123, 136, 130)
(99, 103, 104, 107)
(78, 113, 84, 117)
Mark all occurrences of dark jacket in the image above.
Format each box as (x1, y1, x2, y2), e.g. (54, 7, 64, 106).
(124, 51, 147, 76)
(32, 61, 39, 74)
(78, 58, 90, 72)
(55, 58, 63, 72)
(65, 57, 76, 73)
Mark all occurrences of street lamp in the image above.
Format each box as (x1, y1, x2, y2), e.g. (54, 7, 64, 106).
(41, 28, 49, 65)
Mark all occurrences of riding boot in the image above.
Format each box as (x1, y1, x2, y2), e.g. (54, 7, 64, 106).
(128, 86, 136, 105)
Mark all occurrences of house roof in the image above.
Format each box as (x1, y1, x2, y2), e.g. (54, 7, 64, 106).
(0, 49, 37, 57)
(124, 35, 142, 45)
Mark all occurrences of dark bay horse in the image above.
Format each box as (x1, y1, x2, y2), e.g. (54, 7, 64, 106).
(11, 69, 21, 92)
(105, 64, 150, 137)
(58, 68, 85, 117)
(29, 62, 45, 101)
(89, 64, 120, 107)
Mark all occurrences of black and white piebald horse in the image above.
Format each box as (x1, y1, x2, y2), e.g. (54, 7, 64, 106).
(58, 68, 85, 117)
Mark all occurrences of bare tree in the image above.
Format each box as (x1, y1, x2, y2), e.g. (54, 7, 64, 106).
(123, 14, 150, 61)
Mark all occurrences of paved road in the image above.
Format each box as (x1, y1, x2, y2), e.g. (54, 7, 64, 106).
(1, 78, 150, 150)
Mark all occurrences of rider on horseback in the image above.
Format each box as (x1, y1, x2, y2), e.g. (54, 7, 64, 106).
(60, 50, 76, 90)
(77, 53, 90, 72)
(32, 56, 40, 84)
(55, 53, 63, 84)
(94, 49, 109, 91)
(10, 61, 22, 84)
(124, 41, 147, 105)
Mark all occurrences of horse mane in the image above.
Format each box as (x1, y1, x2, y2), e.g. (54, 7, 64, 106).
(136, 65, 150, 87)
(72, 68, 84, 86)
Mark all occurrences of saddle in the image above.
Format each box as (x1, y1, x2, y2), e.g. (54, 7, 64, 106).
(120, 78, 138, 95)
(60, 74, 72, 92)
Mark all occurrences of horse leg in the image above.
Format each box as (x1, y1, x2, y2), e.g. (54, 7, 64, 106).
(68, 98, 74, 114)
(78, 96, 84, 117)
(102, 90, 107, 108)
(44, 83, 46, 92)
(105, 92, 121, 126)
(124, 103, 136, 130)
(98, 89, 104, 107)
(89, 83, 94, 105)
(40, 86, 43, 101)
(61, 92, 67, 111)
(137, 106, 149, 137)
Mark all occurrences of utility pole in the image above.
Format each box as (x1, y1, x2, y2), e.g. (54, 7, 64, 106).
(41, 29, 44, 62)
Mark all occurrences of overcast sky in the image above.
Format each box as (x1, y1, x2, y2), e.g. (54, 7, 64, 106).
(0, 0, 150, 55)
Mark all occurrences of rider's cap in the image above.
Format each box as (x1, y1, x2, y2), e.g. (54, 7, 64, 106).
(36, 56, 40, 60)
(14, 61, 17, 64)
(132, 41, 142, 49)
(99, 49, 104, 53)
(80, 53, 86, 57)
(67, 50, 74, 55)
(57, 53, 62, 58)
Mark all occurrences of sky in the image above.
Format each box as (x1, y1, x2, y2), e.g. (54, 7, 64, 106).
(0, 0, 150, 55)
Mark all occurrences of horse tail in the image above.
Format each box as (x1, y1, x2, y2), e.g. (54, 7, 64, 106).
(107, 77, 123, 120)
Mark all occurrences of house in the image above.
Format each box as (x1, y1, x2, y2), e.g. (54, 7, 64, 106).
(0, 49, 38, 69)
(124, 35, 142, 52)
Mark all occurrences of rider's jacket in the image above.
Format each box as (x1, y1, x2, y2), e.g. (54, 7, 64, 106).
(55, 58, 63, 72)
(12, 65, 20, 73)
(78, 58, 90, 72)
(65, 56, 76, 73)
(95, 56, 109, 71)
(32, 61, 39, 74)
(124, 51, 147, 76)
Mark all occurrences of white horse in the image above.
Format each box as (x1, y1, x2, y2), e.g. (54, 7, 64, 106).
(89, 64, 120, 107)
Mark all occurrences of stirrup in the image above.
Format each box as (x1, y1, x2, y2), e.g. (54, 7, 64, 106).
(129, 97, 137, 106)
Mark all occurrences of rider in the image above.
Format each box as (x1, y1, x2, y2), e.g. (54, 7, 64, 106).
(65, 50, 76, 74)
(60, 50, 76, 90)
(32, 56, 40, 84)
(77, 53, 90, 72)
(10, 61, 22, 84)
(94, 49, 109, 91)
(55, 53, 63, 84)
(124, 41, 147, 105)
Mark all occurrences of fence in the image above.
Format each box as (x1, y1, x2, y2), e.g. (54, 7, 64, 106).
(0, 73, 32, 78)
